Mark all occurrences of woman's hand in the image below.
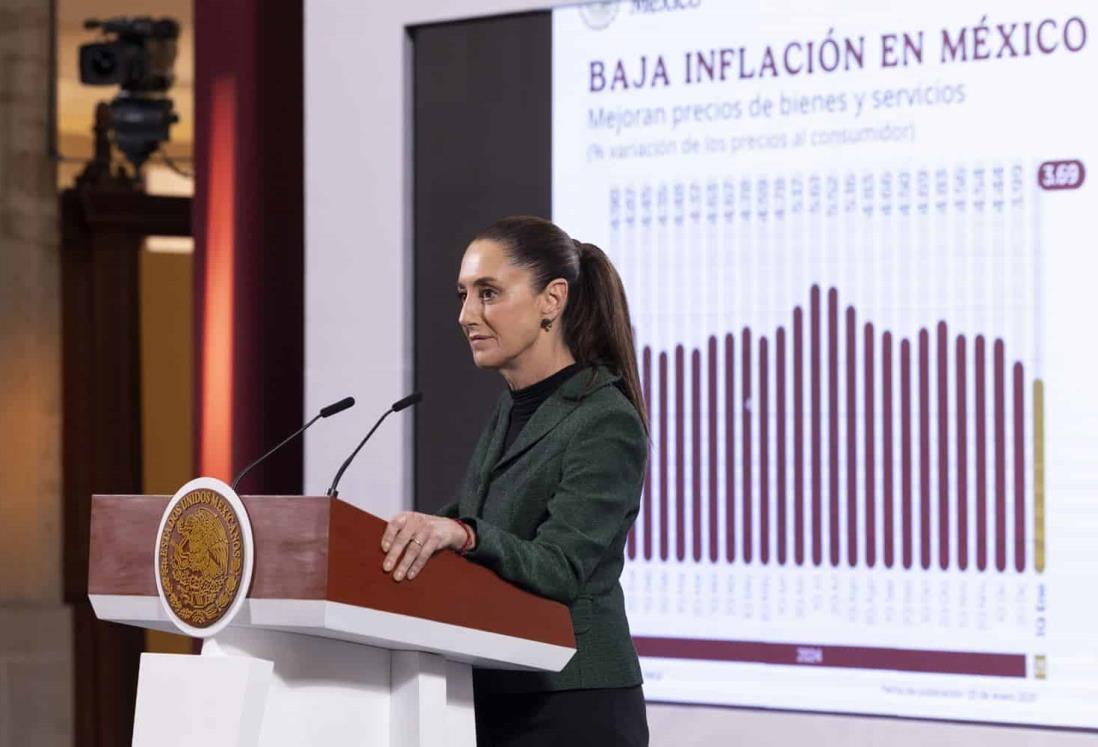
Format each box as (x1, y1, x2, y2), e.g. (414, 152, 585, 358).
(380, 512, 467, 582)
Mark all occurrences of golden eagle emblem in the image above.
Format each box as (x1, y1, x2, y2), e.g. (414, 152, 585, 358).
(157, 488, 244, 627)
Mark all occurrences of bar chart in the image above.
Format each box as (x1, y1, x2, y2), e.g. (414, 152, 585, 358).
(608, 164, 1046, 680)
(627, 289, 1041, 574)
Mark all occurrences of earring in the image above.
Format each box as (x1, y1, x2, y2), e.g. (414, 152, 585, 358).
(540, 318, 553, 331)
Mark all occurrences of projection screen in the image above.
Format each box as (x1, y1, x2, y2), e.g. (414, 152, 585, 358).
(552, 0, 1097, 729)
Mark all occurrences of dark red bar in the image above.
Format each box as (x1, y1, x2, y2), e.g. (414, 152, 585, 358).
(937, 322, 949, 570)
(725, 333, 735, 563)
(828, 288, 839, 567)
(975, 336, 988, 571)
(883, 331, 894, 568)
(692, 347, 702, 563)
(864, 323, 875, 568)
(676, 345, 686, 562)
(794, 308, 805, 566)
(659, 350, 669, 561)
(956, 336, 968, 570)
(742, 328, 753, 563)
(632, 637, 1026, 678)
(994, 339, 1006, 572)
(901, 338, 913, 570)
(794, 305, 803, 562)
(641, 347, 652, 560)
(846, 306, 857, 567)
(918, 329, 931, 570)
(996, 338, 1005, 571)
(1013, 361, 1025, 573)
(811, 287, 822, 566)
(760, 336, 770, 565)
(629, 345, 640, 559)
(776, 327, 787, 566)
(708, 336, 718, 563)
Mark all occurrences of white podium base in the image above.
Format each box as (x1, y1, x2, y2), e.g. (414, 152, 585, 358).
(131, 629, 476, 747)
(132, 653, 273, 746)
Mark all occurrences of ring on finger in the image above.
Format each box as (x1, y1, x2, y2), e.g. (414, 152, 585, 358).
(411, 537, 424, 546)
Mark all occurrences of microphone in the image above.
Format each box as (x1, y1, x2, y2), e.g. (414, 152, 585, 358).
(391, 392, 422, 412)
(231, 396, 356, 492)
(326, 391, 423, 498)
(319, 396, 356, 418)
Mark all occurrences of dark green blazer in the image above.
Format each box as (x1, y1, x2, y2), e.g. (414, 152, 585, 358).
(437, 365, 647, 693)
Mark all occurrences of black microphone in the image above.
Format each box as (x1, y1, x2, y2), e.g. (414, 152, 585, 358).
(326, 392, 423, 498)
(391, 392, 423, 412)
(319, 396, 356, 418)
(231, 396, 356, 492)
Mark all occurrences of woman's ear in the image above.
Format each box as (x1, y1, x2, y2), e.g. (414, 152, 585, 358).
(540, 278, 570, 321)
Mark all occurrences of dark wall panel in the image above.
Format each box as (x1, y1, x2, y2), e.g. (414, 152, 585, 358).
(412, 13, 551, 513)
(194, 0, 304, 493)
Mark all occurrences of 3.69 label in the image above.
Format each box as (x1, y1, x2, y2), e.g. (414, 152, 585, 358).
(1038, 160, 1085, 190)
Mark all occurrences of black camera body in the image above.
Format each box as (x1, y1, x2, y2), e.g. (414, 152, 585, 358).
(78, 17, 181, 177)
(79, 17, 179, 92)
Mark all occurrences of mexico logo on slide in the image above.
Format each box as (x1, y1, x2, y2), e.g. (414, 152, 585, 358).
(579, 1, 619, 30)
(154, 477, 254, 637)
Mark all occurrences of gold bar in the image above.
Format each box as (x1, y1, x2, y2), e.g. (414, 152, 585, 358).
(1034, 379, 1045, 573)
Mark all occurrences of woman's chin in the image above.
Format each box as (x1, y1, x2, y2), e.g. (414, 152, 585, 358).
(470, 351, 504, 370)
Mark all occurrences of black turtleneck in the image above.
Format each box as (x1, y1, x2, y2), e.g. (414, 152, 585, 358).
(503, 363, 582, 453)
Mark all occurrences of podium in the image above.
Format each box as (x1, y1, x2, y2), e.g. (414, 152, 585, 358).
(88, 492, 576, 746)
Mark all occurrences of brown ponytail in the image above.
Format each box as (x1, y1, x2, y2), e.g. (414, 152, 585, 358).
(473, 216, 648, 431)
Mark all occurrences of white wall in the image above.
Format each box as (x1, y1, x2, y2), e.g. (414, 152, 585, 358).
(302, 1, 1096, 743)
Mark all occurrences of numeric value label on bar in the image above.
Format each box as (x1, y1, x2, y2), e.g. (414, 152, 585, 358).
(1038, 160, 1085, 191)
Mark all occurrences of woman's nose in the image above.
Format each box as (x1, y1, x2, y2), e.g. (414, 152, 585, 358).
(457, 296, 476, 327)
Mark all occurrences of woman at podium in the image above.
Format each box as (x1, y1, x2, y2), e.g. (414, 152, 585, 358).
(380, 215, 649, 746)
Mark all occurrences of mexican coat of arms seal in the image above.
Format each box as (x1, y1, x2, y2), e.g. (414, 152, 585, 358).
(154, 477, 254, 637)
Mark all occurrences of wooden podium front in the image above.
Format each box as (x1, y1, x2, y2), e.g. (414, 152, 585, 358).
(88, 494, 576, 746)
